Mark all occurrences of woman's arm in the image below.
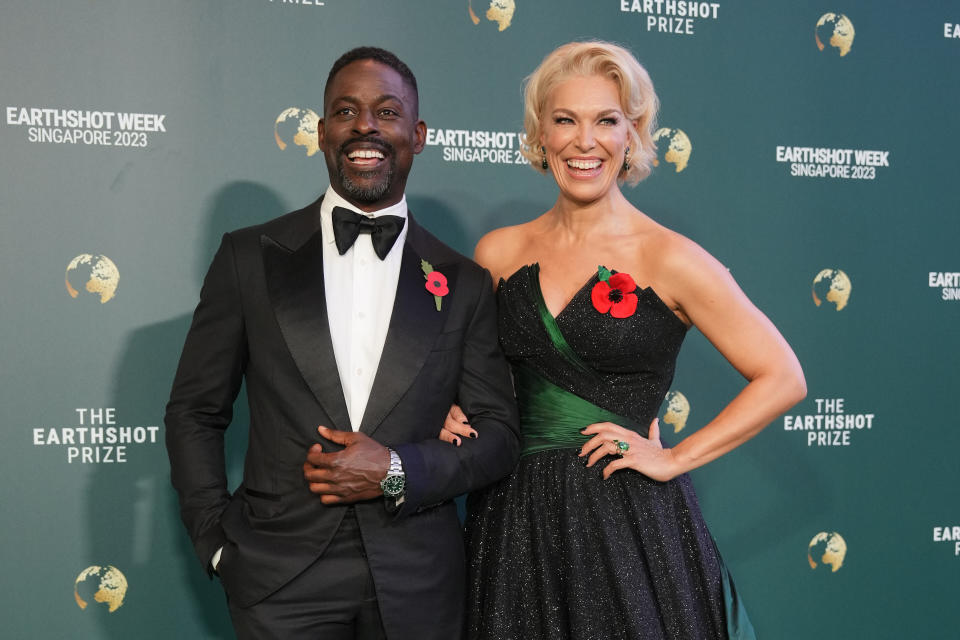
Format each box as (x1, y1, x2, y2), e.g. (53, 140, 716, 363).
(584, 232, 806, 481)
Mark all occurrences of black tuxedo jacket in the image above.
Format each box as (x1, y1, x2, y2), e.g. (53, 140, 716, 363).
(165, 196, 519, 638)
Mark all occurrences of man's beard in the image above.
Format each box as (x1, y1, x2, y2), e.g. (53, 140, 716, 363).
(336, 137, 396, 203)
(337, 159, 394, 203)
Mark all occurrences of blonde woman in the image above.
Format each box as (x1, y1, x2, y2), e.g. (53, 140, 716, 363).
(444, 41, 805, 639)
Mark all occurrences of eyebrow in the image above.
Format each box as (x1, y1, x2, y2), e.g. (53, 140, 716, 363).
(551, 107, 624, 117)
(332, 94, 405, 106)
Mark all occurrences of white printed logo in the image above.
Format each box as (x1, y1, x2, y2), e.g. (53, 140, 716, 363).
(776, 146, 889, 180)
(426, 127, 528, 166)
(6, 106, 166, 148)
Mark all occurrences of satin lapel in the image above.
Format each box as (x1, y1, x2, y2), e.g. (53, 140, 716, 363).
(359, 239, 457, 436)
(262, 228, 351, 431)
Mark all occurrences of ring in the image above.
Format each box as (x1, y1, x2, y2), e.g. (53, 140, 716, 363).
(613, 439, 630, 455)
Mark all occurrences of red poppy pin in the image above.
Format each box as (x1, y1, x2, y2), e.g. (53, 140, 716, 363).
(421, 259, 448, 311)
(591, 265, 638, 318)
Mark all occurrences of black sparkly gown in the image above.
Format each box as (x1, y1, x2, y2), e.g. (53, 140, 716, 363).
(465, 265, 753, 640)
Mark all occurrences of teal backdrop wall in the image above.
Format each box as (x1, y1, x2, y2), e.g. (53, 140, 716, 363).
(2, 1, 958, 638)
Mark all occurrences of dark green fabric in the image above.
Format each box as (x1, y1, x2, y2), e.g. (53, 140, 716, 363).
(715, 539, 759, 639)
(515, 363, 644, 456)
(526, 263, 593, 377)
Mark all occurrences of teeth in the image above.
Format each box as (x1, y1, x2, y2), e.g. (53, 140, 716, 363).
(567, 159, 601, 170)
(348, 149, 384, 160)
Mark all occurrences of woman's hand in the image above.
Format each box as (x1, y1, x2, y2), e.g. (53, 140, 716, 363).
(579, 418, 678, 482)
(438, 403, 477, 446)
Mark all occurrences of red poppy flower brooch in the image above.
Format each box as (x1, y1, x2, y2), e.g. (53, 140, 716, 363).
(421, 259, 449, 311)
(591, 265, 639, 318)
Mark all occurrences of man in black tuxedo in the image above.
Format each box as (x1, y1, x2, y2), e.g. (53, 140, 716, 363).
(165, 47, 519, 639)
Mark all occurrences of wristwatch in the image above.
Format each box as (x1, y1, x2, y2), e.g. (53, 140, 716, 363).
(380, 448, 405, 499)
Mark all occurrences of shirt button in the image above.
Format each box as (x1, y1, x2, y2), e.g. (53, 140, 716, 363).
(358, 311, 366, 319)
(359, 258, 368, 266)
(355, 368, 363, 376)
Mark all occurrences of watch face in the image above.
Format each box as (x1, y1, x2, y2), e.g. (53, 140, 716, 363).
(381, 474, 405, 497)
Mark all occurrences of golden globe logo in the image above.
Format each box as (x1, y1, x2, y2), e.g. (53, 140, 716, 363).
(74, 565, 128, 612)
(812, 268, 851, 311)
(808, 532, 846, 572)
(652, 128, 691, 173)
(468, 0, 516, 31)
(274, 107, 320, 156)
(661, 390, 690, 433)
(65, 254, 119, 304)
(815, 13, 855, 57)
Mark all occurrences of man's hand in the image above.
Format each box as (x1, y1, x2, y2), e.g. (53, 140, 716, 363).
(303, 425, 390, 505)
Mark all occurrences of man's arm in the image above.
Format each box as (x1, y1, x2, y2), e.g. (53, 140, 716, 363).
(303, 267, 519, 514)
(392, 267, 519, 516)
(165, 234, 247, 573)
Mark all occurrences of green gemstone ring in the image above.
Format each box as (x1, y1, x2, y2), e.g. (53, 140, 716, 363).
(614, 439, 630, 455)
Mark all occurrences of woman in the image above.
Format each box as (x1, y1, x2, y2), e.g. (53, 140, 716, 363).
(443, 41, 806, 639)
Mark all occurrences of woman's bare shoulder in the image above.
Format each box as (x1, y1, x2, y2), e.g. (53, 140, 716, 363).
(641, 221, 722, 279)
(474, 221, 540, 282)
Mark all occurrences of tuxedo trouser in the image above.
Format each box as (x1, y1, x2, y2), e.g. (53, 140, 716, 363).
(227, 507, 387, 640)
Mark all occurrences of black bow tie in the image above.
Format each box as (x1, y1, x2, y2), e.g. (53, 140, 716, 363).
(331, 206, 405, 260)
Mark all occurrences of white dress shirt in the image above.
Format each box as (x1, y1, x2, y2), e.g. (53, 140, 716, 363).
(319, 185, 408, 430)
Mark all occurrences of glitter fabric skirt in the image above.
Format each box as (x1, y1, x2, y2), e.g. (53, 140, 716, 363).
(465, 448, 730, 640)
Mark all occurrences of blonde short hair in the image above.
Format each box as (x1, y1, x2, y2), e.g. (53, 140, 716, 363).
(521, 41, 659, 186)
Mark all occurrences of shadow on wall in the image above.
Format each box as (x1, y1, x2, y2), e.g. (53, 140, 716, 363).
(410, 192, 552, 260)
(409, 195, 473, 257)
(83, 182, 286, 638)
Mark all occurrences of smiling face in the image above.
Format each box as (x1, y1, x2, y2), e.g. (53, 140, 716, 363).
(540, 74, 634, 205)
(319, 59, 426, 211)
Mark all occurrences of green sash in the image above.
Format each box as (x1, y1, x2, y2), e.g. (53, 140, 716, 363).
(516, 363, 644, 456)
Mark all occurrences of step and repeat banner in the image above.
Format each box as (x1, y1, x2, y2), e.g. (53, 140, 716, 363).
(2, 1, 958, 638)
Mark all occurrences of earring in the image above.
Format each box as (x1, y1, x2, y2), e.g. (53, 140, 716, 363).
(622, 146, 631, 173)
(541, 146, 548, 170)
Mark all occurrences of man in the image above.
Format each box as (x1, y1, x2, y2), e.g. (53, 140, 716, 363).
(165, 47, 519, 639)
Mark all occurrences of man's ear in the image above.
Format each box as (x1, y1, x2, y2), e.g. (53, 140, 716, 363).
(318, 118, 326, 151)
(413, 119, 427, 154)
